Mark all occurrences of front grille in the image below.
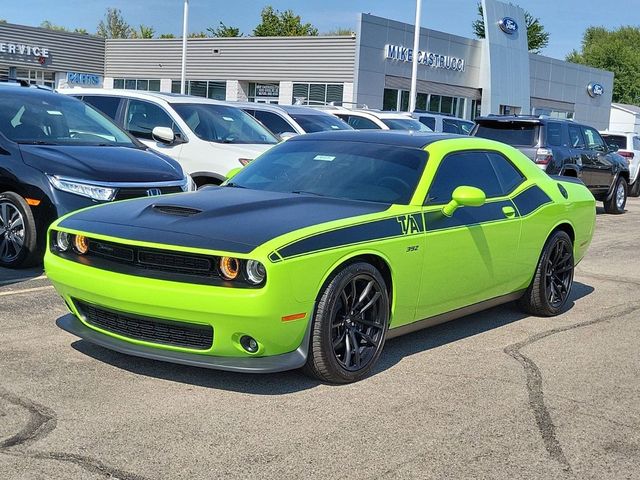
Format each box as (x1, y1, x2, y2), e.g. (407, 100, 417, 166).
(138, 250, 212, 274)
(114, 186, 183, 201)
(75, 300, 213, 350)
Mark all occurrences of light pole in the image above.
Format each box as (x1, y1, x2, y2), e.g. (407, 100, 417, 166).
(409, 0, 423, 112)
(180, 0, 189, 94)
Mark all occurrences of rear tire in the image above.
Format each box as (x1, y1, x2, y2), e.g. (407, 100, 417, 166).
(603, 177, 627, 214)
(518, 230, 574, 317)
(629, 179, 640, 198)
(303, 262, 390, 384)
(0, 192, 40, 269)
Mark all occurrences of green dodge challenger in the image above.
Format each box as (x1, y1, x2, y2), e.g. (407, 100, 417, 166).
(45, 131, 596, 383)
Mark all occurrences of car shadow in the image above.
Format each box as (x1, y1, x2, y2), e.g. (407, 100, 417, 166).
(70, 282, 595, 395)
(0, 266, 45, 286)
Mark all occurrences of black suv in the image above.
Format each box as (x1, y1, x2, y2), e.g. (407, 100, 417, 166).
(472, 116, 630, 214)
(0, 83, 193, 268)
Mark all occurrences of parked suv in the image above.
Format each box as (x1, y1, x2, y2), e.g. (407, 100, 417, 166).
(472, 116, 630, 214)
(600, 131, 640, 197)
(61, 89, 279, 186)
(0, 84, 193, 268)
(319, 107, 432, 132)
(412, 112, 474, 134)
(235, 103, 352, 138)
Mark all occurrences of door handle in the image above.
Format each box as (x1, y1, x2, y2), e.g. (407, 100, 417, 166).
(502, 206, 516, 218)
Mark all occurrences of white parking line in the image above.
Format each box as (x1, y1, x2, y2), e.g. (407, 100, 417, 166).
(0, 274, 47, 286)
(0, 286, 54, 296)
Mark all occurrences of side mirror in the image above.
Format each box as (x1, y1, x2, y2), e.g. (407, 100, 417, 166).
(607, 143, 619, 153)
(152, 126, 175, 145)
(279, 132, 298, 141)
(442, 186, 486, 217)
(225, 167, 242, 180)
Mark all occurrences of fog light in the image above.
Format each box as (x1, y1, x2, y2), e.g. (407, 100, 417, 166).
(219, 257, 240, 280)
(56, 232, 71, 252)
(74, 235, 89, 255)
(240, 335, 259, 353)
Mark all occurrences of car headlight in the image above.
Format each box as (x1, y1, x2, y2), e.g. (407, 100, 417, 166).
(55, 231, 71, 252)
(48, 176, 116, 201)
(183, 175, 197, 192)
(245, 260, 266, 285)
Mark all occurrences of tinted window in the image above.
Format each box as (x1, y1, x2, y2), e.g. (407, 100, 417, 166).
(601, 134, 627, 150)
(289, 113, 351, 133)
(475, 123, 539, 146)
(568, 125, 585, 148)
(426, 151, 522, 204)
(81, 95, 121, 120)
(253, 110, 296, 135)
(344, 115, 379, 130)
(0, 92, 134, 146)
(381, 118, 431, 132)
(173, 103, 278, 144)
(125, 99, 176, 140)
(418, 116, 436, 130)
(545, 122, 563, 146)
(582, 126, 605, 149)
(228, 140, 427, 204)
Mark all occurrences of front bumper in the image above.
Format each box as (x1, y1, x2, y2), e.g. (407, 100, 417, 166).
(57, 314, 309, 373)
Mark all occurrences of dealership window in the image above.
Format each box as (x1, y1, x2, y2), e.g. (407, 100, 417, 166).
(383, 88, 467, 118)
(292, 83, 344, 105)
(170, 80, 226, 100)
(14, 68, 54, 88)
(114, 78, 160, 92)
(248, 82, 280, 103)
(531, 107, 574, 120)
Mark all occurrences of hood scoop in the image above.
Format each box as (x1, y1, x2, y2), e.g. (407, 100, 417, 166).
(152, 204, 203, 217)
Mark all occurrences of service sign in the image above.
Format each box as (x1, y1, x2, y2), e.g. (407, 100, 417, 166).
(384, 45, 465, 72)
(498, 17, 518, 35)
(0, 42, 49, 58)
(587, 82, 604, 98)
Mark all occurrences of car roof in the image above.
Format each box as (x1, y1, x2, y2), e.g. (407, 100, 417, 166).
(232, 102, 333, 116)
(413, 112, 474, 123)
(286, 130, 461, 148)
(0, 85, 67, 99)
(58, 88, 230, 106)
(600, 130, 634, 136)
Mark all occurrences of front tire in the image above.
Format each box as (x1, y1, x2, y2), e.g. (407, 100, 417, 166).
(518, 230, 574, 317)
(604, 177, 627, 214)
(0, 192, 40, 269)
(303, 262, 390, 384)
(629, 179, 640, 198)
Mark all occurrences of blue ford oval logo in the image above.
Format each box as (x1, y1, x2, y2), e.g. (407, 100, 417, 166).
(498, 17, 518, 34)
(587, 82, 604, 97)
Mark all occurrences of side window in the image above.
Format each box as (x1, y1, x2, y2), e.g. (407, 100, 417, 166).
(125, 99, 177, 140)
(486, 152, 524, 194)
(545, 122, 563, 146)
(347, 115, 379, 130)
(568, 125, 585, 148)
(418, 116, 436, 131)
(582, 126, 605, 150)
(442, 119, 460, 134)
(426, 151, 510, 204)
(81, 96, 122, 120)
(253, 110, 296, 135)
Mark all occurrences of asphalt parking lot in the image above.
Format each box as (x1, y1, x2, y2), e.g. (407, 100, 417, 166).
(1, 200, 639, 480)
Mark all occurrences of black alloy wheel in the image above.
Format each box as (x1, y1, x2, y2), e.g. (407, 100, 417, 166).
(304, 262, 390, 383)
(0, 192, 40, 269)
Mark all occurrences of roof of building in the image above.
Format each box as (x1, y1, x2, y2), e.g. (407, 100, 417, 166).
(612, 103, 640, 115)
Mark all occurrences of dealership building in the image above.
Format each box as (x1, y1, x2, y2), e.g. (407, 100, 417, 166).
(0, 0, 615, 129)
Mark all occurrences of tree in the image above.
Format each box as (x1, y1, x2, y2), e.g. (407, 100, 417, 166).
(207, 22, 241, 37)
(131, 24, 155, 39)
(188, 32, 208, 38)
(253, 6, 318, 37)
(40, 20, 88, 34)
(159, 33, 176, 39)
(323, 27, 353, 36)
(472, 2, 549, 54)
(96, 8, 132, 39)
(567, 26, 640, 104)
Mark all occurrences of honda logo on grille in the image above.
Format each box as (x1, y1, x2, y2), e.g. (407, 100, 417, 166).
(146, 188, 162, 197)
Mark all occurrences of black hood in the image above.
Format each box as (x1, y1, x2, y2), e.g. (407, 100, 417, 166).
(20, 144, 183, 182)
(58, 187, 390, 254)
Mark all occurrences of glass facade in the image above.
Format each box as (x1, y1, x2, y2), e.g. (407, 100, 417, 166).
(170, 80, 226, 100)
(292, 83, 344, 105)
(383, 88, 468, 118)
(248, 82, 280, 103)
(114, 78, 161, 92)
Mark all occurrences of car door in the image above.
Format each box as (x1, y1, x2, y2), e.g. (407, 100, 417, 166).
(582, 125, 614, 191)
(415, 150, 524, 321)
(567, 124, 593, 184)
(123, 99, 184, 160)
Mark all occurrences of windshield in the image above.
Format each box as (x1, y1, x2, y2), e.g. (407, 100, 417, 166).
(0, 92, 135, 146)
(381, 118, 432, 132)
(475, 123, 539, 146)
(227, 140, 427, 204)
(289, 113, 352, 133)
(173, 103, 278, 145)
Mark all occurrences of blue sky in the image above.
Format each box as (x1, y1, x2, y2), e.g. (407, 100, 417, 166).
(2, 1, 638, 59)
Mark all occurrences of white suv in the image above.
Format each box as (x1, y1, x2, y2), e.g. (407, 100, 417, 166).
(60, 89, 279, 186)
(412, 112, 474, 135)
(601, 131, 640, 197)
(320, 107, 432, 132)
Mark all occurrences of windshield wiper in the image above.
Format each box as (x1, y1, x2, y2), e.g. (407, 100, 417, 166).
(17, 140, 58, 145)
(225, 182, 246, 189)
(291, 190, 328, 197)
